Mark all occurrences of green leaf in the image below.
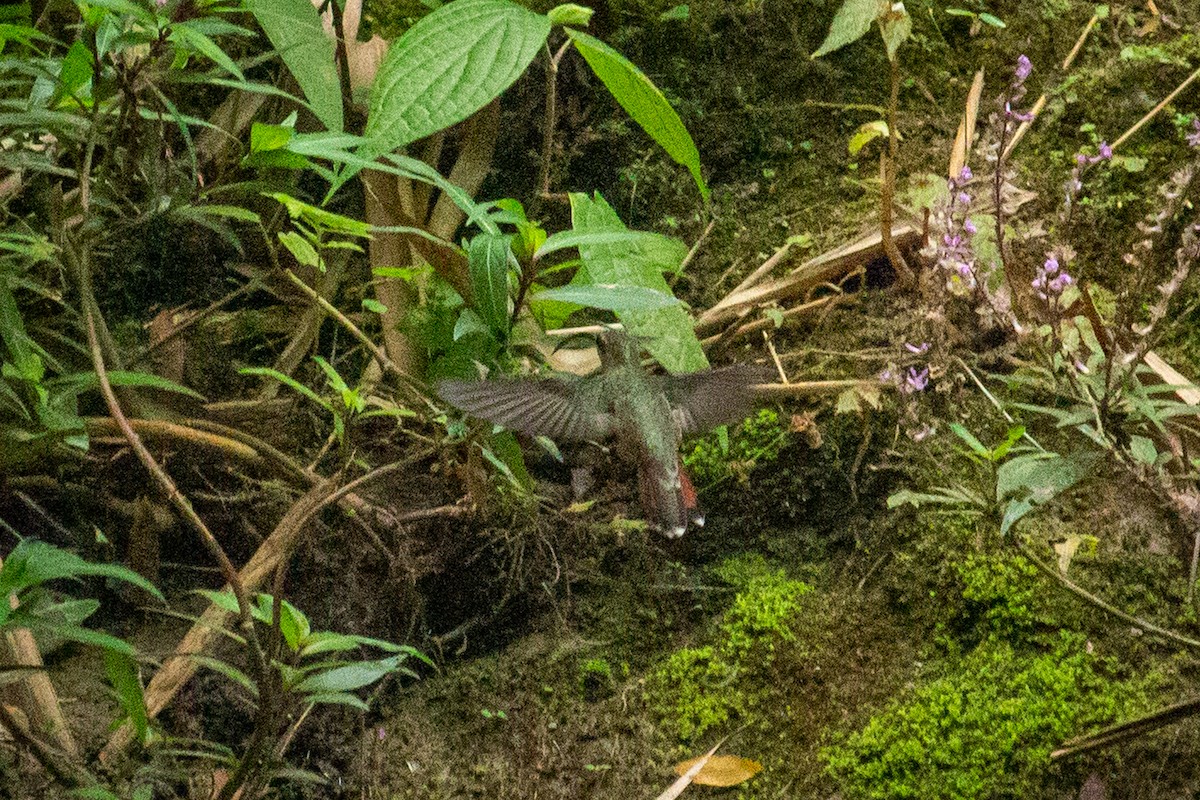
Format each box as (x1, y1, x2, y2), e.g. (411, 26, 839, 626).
(302, 691, 370, 710)
(54, 40, 94, 106)
(276, 597, 311, 651)
(565, 29, 707, 202)
(194, 589, 242, 615)
(190, 654, 257, 695)
(268, 192, 372, 237)
(0, 540, 162, 601)
(298, 631, 362, 657)
(848, 120, 888, 155)
(48, 370, 207, 402)
(812, 0, 885, 59)
(245, 0, 343, 132)
(568, 192, 704, 373)
(532, 283, 680, 311)
(278, 231, 321, 268)
(949, 423, 990, 459)
(293, 657, 401, 694)
(25, 622, 135, 655)
(1129, 435, 1158, 466)
(483, 430, 534, 490)
(106, 651, 150, 746)
(169, 23, 245, 80)
(467, 233, 513, 335)
(534, 229, 667, 260)
(250, 121, 294, 152)
(977, 12, 1006, 27)
(364, 0, 550, 156)
(547, 3, 592, 26)
(453, 307, 490, 341)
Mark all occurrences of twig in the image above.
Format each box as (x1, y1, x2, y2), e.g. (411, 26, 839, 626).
(78, 248, 269, 695)
(1111, 64, 1200, 151)
(751, 380, 870, 398)
(1051, 695, 1200, 759)
(1014, 539, 1200, 650)
(727, 240, 794, 298)
(283, 269, 436, 409)
(1003, 11, 1099, 160)
(670, 219, 716, 289)
(762, 331, 788, 383)
(0, 702, 95, 789)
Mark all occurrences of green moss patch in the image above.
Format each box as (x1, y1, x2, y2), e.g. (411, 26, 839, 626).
(821, 633, 1158, 800)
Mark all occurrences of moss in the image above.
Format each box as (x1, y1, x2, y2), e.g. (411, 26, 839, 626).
(645, 556, 812, 740)
(821, 633, 1159, 800)
(580, 658, 615, 702)
(956, 552, 1044, 641)
(684, 409, 790, 487)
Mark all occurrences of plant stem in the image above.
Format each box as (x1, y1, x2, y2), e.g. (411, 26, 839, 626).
(1014, 539, 1200, 650)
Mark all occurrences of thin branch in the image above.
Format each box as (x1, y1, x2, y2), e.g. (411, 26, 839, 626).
(1014, 539, 1200, 650)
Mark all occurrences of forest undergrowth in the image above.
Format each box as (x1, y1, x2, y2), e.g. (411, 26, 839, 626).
(1, 0, 1200, 797)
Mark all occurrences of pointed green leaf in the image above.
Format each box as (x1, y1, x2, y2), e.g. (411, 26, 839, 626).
(812, 0, 885, 58)
(565, 28, 707, 202)
(532, 283, 680, 311)
(364, 0, 550, 155)
(245, 0, 343, 131)
(467, 233, 513, 335)
(106, 651, 150, 745)
(568, 193, 704, 372)
(169, 24, 244, 80)
(293, 657, 401, 694)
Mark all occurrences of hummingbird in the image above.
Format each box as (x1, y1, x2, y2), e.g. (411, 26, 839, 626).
(437, 329, 764, 538)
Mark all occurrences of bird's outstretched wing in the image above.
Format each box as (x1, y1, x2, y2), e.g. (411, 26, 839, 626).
(661, 364, 768, 436)
(438, 377, 614, 442)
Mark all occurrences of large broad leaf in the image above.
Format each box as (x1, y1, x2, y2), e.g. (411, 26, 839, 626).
(363, 0, 549, 155)
(568, 193, 704, 373)
(533, 283, 680, 311)
(996, 452, 1094, 537)
(565, 29, 707, 202)
(467, 233, 513, 336)
(812, 0, 886, 59)
(244, 0, 343, 132)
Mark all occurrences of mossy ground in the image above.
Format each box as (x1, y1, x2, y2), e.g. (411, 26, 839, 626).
(281, 0, 1200, 796)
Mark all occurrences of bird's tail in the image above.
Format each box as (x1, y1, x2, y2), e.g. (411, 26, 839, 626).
(638, 453, 702, 539)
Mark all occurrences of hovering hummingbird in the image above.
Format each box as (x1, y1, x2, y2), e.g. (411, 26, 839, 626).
(438, 329, 764, 538)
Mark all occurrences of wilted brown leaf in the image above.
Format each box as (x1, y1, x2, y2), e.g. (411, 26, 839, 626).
(672, 754, 763, 787)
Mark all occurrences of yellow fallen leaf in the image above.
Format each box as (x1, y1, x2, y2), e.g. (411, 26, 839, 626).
(672, 754, 763, 787)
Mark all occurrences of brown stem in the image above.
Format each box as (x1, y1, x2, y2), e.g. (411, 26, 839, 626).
(77, 249, 268, 681)
(532, 40, 573, 217)
(1014, 539, 1200, 650)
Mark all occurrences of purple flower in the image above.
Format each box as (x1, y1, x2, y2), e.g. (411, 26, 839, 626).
(963, 219, 977, 235)
(1098, 141, 1112, 160)
(1034, 251, 1073, 305)
(904, 341, 930, 354)
(959, 166, 973, 182)
(879, 369, 893, 383)
(1015, 55, 1032, 83)
(1187, 118, 1200, 149)
(905, 367, 930, 393)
